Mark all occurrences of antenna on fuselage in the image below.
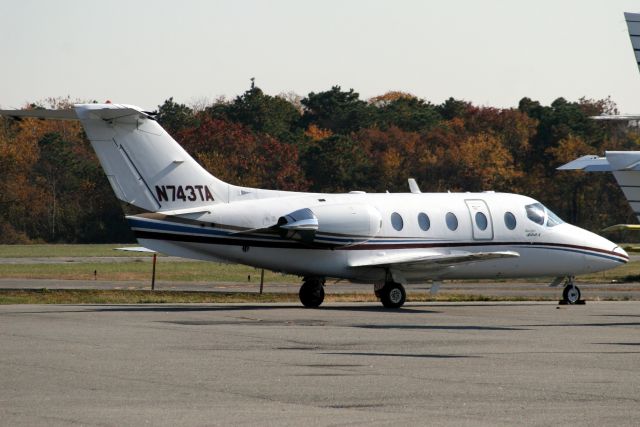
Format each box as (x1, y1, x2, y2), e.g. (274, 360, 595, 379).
(408, 178, 421, 194)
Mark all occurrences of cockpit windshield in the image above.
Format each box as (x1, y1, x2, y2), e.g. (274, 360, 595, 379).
(525, 203, 564, 228)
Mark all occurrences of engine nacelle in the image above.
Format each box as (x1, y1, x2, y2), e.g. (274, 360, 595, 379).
(278, 203, 382, 246)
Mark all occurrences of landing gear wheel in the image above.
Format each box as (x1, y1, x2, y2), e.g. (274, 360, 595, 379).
(299, 279, 325, 308)
(379, 282, 406, 308)
(562, 284, 581, 304)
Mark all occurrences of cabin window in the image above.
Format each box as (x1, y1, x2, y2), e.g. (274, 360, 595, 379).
(504, 212, 516, 230)
(418, 212, 430, 231)
(446, 212, 458, 231)
(391, 212, 404, 231)
(475, 212, 488, 230)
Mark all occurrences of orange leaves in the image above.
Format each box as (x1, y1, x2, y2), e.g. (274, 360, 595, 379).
(546, 134, 593, 165)
(177, 115, 308, 191)
(451, 132, 522, 190)
(368, 91, 416, 107)
(305, 124, 332, 141)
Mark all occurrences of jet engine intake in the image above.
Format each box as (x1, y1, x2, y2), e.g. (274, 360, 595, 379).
(276, 203, 382, 246)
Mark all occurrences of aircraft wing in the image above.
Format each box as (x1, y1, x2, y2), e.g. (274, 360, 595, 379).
(349, 250, 519, 271)
(114, 246, 156, 253)
(601, 224, 640, 232)
(590, 115, 640, 121)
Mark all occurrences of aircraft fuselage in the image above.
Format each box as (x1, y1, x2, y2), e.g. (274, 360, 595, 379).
(129, 191, 627, 284)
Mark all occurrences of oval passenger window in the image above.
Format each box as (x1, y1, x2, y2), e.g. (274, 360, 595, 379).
(418, 212, 430, 231)
(475, 212, 488, 231)
(504, 212, 516, 230)
(446, 212, 458, 231)
(391, 212, 404, 231)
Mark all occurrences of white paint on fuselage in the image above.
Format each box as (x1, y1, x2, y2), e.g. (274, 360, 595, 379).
(135, 191, 627, 283)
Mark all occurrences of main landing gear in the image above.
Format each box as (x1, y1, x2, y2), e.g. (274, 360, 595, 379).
(561, 277, 581, 304)
(299, 277, 325, 308)
(374, 281, 406, 308)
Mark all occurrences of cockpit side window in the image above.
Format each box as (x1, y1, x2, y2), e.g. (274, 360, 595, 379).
(525, 203, 545, 226)
(525, 203, 565, 228)
(546, 209, 564, 227)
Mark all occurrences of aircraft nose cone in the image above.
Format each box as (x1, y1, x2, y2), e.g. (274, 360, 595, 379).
(613, 245, 629, 263)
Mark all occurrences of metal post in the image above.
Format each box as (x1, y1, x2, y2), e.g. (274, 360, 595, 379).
(151, 253, 157, 291)
(259, 269, 265, 294)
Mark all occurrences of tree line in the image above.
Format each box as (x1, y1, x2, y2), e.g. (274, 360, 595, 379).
(0, 87, 638, 244)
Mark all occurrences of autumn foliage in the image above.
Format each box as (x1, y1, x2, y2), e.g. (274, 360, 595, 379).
(0, 89, 637, 243)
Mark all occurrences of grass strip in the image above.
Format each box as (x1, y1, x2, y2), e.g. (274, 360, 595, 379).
(0, 289, 560, 305)
(0, 261, 298, 282)
(0, 244, 143, 258)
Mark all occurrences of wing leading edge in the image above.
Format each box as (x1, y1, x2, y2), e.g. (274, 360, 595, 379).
(349, 250, 520, 271)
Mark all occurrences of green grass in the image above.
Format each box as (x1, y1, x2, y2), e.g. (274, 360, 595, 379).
(0, 289, 556, 305)
(0, 261, 298, 282)
(0, 244, 144, 258)
(0, 289, 298, 304)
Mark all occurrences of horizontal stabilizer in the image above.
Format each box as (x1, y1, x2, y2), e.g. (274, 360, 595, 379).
(557, 155, 611, 171)
(558, 151, 640, 172)
(0, 108, 77, 120)
(0, 105, 153, 122)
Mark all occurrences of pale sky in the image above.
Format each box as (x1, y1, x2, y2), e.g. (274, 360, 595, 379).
(2, 0, 640, 112)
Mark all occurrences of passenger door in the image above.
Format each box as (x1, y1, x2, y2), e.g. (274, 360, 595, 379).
(465, 199, 494, 240)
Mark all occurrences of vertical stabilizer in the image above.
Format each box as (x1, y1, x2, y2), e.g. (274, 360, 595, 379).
(73, 104, 229, 212)
(625, 12, 640, 73)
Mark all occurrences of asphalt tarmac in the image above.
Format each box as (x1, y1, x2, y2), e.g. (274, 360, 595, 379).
(1, 301, 639, 426)
(2, 277, 640, 301)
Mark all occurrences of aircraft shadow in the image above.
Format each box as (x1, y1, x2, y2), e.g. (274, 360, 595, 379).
(321, 352, 479, 359)
(75, 304, 438, 314)
(352, 324, 528, 331)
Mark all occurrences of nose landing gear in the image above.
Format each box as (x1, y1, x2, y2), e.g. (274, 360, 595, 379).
(561, 277, 582, 304)
(374, 281, 406, 308)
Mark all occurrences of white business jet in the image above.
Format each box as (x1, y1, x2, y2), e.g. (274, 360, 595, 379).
(0, 104, 627, 307)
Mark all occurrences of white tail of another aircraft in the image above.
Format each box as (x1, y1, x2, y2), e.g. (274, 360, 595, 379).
(1, 104, 231, 212)
(625, 12, 640, 73)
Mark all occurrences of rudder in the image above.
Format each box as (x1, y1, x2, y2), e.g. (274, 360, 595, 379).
(74, 104, 229, 212)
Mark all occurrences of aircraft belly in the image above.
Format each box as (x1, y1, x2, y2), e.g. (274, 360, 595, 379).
(139, 238, 354, 278)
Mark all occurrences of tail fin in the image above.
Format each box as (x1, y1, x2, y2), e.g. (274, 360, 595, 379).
(589, 13, 640, 122)
(1, 104, 229, 212)
(559, 151, 640, 223)
(625, 12, 640, 74)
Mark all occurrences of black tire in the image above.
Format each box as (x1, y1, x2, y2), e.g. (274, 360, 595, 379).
(562, 285, 581, 304)
(299, 280, 324, 308)
(380, 282, 406, 308)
